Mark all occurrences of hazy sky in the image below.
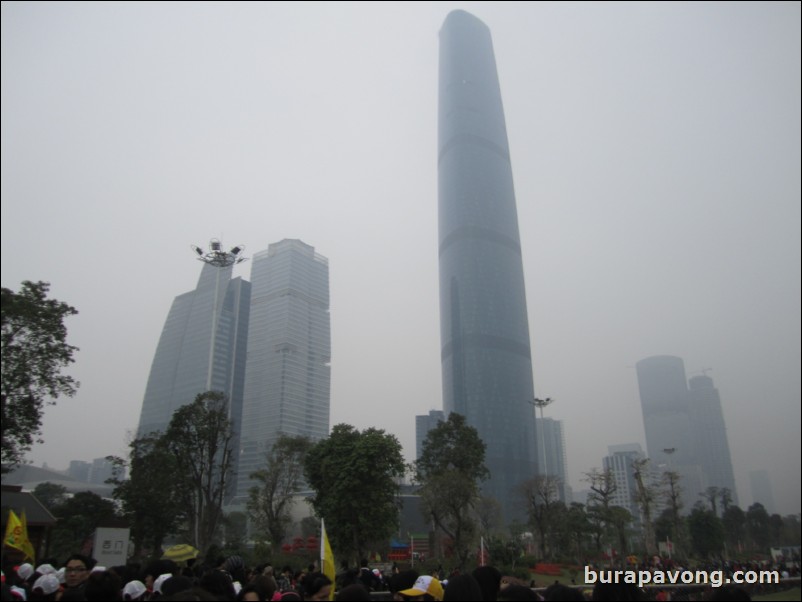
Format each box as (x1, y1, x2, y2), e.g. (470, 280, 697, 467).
(2, 2, 799, 515)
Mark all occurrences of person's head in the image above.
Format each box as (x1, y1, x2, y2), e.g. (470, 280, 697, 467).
(591, 582, 643, 601)
(303, 572, 333, 601)
(64, 555, 93, 589)
(543, 583, 586, 602)
(85, 570, 122, 601)
(32, 574, 61, 601)
(122, 580, 147, 601)
(472, 566, 502, 602)
(397, 576, 444, 601)
(443, 574, 482, 601)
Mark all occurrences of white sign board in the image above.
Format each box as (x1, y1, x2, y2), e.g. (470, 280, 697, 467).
(92, 527, 130, 567)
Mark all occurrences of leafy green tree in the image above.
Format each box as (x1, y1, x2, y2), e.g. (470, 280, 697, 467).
(722, 505, 746, 552)
(745, 503, 771, 551)
(247, 434, 312, 553)
(415, 413, 488, 570)
(688, 504, 725, 558)
(50, 491, 119, 561)
(107, 435, 186, 558)
(607, 506, 634, 560)
(1, 281, 79, 470)
(32, 481, 68, 513)
(163, 391, 236, 555)
(304, 423, 406, 563)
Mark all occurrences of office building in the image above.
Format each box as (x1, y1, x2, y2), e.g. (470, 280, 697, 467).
(416, 410, 446, 460)
(235, 239, 331, 502)
(438, 10, 538, 520)
(537, 418, 570, 503)
(687, 374, 738, 505)
(636, 356, 739, 511)
(603, 444, 647, 523)
(137, 261, 251, 440)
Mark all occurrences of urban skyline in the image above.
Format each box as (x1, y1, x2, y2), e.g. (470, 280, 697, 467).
(4, 4, 798, 515)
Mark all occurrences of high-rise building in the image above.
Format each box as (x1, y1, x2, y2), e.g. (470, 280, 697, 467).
(537, 418, 570, 502)
(636, 356, 739, 511)
(603, 444, 647, 524)
(235, 240, 331, 502)
(688, 374, 738, 505)
(416, 410, 446, 460)
(438, 10, 538, 520)
(137, 261, 251, 439)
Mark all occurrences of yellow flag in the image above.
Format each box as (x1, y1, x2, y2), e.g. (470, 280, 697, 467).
(4, 509, 34, 562)
(20, 509, 36, 563)
(320, 519, 336, 601)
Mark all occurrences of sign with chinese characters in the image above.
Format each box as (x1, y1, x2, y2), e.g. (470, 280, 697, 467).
(92, 528, 130, 567)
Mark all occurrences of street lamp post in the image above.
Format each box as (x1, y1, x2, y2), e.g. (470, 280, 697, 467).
(191, 239, 247, 391)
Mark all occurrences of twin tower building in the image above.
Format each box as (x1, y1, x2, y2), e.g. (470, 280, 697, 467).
(137, 11, 539, 517)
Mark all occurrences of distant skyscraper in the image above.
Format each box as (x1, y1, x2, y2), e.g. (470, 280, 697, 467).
(416, 410, 445, 460)
(438, 10, 537, 520)
(538, 418, 569, 502)
(687, 374, 738, 505)
(603, 444, 647, 524)
(636, 356, 739, 511)
(749, 469, 776, 514)
(137, 261, 251, 439)
(235, 240, 330, 502)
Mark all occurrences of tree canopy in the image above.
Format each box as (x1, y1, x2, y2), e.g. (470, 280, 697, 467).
(415, 412, 488, 569)
(1, 281, 79, 469)
(163, 391, 236, 555)
(247, 434, 312, 553)
(304, 424, 406, 563)
(107, 434, 186, 558)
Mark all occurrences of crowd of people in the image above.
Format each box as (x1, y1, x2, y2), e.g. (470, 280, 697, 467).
(2, 552, 793, 601)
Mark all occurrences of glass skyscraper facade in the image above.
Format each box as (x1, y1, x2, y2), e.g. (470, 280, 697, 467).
(137, 262, 251, 440)
(636, 355, 739, 509)
(438, 10, 538, 520)
(235, 239, 331, 502)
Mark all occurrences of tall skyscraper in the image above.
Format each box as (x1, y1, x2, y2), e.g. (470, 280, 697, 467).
(235, 239, 331, 502)
(438, 10, 538, 520)
(137, 261, 251, 439)
(603, 444, 647, 524)
(537, 418, 569, 502)
(688, 374, 738, 505)
(416, 410, 446, 460)
(636, 355, 739, 510)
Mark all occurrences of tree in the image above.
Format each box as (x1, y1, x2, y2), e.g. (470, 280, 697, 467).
(32, 481, 68, 513)
(688, 504, 724, 558)
(1, 281, 79, 470)
(49, 491, 119, 561)
(632, 458, 658, 556)
(247, 434, 312, 553)
(745, 503, 771, 552)
(163, 391, 236, 555)
(520, 474, 561, 558)
(584, 468, 618, 553)
(662, 470, 686, 556)
(304, 424, 406, 563)
(722, 505, 746, 552)
(415, 413, 489, 570)
(107, 434, 186, 558)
